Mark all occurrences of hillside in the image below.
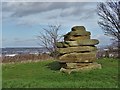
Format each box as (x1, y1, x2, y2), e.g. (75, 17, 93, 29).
(2, 58, 119, 88)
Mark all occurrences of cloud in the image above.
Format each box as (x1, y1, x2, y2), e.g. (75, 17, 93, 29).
(2, 2, 98, 29)
(2, 0, 105, 2)
(2, 2, 66, 17)
(3, 2, 96, 17)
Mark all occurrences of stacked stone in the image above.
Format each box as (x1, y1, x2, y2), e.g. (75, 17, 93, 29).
(56, 26, 101, 74)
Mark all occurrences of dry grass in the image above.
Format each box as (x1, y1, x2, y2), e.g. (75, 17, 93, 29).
(2, 54, 52, 63)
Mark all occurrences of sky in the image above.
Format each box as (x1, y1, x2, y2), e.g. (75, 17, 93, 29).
(1, 0, 113, 48)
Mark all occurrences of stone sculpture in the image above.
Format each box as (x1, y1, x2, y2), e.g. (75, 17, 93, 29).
(56, 26, 101, 74)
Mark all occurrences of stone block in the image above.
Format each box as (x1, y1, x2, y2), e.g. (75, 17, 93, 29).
(77, 39, 99, 45)
(56, 42, 69, 48)
(57, 46, 97, 54)
(56, 42, 63, 48)
(60, 63, 102, 74)
(64, 35, 90, 41)
(65, 39, 99, 46)
(59, 52, 96, 63)
(60, 62, 95, 69)
(66, 31, 91, 36)
(71, 26, 86, 31)
(66, 63, 77, 69)
(65, 41, 78, 47)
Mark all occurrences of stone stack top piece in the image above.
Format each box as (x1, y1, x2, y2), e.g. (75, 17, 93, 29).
(71, 26, 86, 31)
(64, 26, 91, 38)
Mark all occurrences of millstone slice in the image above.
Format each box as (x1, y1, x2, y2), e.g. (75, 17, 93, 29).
(74, 31, 91, 36)
(59, 52, 96, 63)
(64, 35, 90, 41)
(65, 41, 78, 47)
(56, 42, 69, 48)
(59, 62, 96, 69)
(76, 62, 95, 68)
(65, 39, 99, 46)
(77, 39, 99, 45)
(66, 63, 77, 69)
(65, 63, 94, 69)
(57, 46, 97, 54)
(56, 42, 63, 48)
(66, 31, 91, 36)
(72, 26, 86, 31)
(60, 63, 101, 74)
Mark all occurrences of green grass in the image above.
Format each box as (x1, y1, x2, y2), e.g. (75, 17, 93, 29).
(2, 58, 119, 88)
(0, 64, 2, 89)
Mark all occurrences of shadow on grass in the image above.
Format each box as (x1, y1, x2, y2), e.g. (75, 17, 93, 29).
(46, 61, 61, 71)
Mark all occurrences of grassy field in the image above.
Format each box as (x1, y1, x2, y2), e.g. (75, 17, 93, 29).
(2, 58, 119, 88)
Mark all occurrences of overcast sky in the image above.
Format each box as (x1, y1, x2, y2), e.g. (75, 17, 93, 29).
(2, 1, 113, 48)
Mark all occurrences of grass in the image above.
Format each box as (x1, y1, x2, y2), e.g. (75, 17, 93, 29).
(2, 58, 119, 88)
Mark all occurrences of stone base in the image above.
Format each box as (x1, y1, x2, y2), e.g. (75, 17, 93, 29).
(60, 63, 102, 74)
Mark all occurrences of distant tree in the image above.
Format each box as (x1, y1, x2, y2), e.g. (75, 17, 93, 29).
(37, 24, 63, 58)
(97, 0, 120, 58)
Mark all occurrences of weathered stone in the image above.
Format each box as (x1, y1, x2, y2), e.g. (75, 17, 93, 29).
(59, 52, 96, 63)
(56, 42, 69, 48)
(66, 63, 77, 69)
(66, 31, 91, 36)
(60, 63, 102, 74)
(76, 62, 96, 68)
(77, 39, 99, 45)
(72, 26, 86, 31)
(74, 31, 91, 36)
(60, 62, 95, 69)
(65, 41, 78, 47)
(65, 39, 99, 46)
(64, 35, 90, 41)
(57, 46, 97, 54)
(56, 42, 63, 48)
